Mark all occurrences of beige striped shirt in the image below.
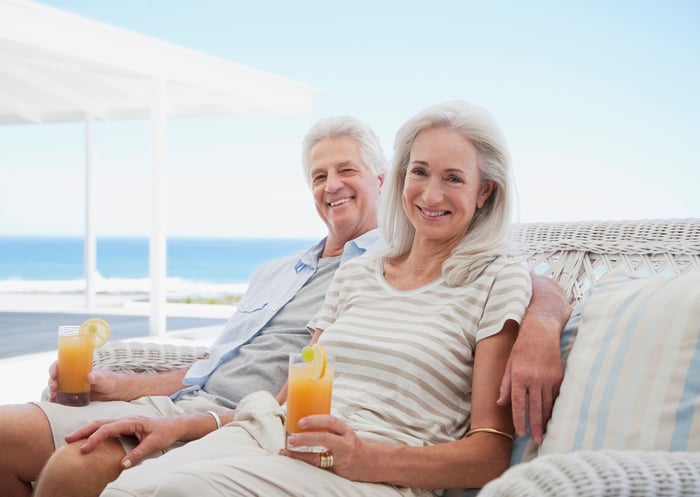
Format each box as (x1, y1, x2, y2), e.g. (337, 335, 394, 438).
(307, 253, 532, 447)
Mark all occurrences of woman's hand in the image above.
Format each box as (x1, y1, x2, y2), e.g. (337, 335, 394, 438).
(65, 415, 186, 469)
(279, 414, 373, 481)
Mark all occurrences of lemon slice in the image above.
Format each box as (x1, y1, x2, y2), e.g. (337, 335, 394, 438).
(79, 317, 111, 348)
(301, 343, 327, 381)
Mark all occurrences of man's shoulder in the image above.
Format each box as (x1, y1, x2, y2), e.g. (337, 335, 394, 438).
(258, 251, 305, 269)
(254, 249, 309, 275)
(250, 239, 322, 274)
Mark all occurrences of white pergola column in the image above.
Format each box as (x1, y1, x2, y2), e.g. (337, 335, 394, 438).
(149, 78, 167, 336)
(84, 115, 96, 309)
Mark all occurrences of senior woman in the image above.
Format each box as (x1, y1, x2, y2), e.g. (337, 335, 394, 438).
(100, 100, 531, 497)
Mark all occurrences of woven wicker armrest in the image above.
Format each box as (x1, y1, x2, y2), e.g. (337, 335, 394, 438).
(92, 340, 209, 375)
(477, 450, 700, 497)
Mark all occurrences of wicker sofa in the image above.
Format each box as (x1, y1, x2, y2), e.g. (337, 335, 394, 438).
(92, 218, 700, 497)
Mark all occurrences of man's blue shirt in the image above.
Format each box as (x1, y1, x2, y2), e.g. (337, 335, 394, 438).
(175, 229, 382, 398)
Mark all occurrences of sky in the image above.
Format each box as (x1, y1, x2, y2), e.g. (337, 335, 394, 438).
(1, 0, 698, 238)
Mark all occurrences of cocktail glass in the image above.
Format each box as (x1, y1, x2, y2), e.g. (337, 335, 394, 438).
(56, 325, 94, 406)
(285, 351, 334, 452)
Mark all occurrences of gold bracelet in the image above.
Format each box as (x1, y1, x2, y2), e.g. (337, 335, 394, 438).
(465, 427, 514, 441)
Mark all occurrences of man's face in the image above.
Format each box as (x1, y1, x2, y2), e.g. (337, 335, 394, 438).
(308, 136, 383, 244)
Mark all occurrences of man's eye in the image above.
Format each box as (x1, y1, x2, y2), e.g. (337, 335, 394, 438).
(312, 175, 326, 183)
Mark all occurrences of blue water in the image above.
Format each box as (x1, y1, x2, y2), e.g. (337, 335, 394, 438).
(0, 236, 318, 283)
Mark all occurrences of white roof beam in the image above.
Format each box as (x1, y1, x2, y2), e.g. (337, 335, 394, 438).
(0, 62, 110, 120)
(0, 97, 44, 123)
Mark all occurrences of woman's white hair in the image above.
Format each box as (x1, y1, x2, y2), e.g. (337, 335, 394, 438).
(301, 116, 388, 186)
(379, 100, 515, 286)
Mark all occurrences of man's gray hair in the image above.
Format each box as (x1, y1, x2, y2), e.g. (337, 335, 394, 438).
(301, 116, 388, 186)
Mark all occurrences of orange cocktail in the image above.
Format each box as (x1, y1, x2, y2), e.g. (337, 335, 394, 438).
(56, 319, 111, 406)
(285, 345, 334, 452)
(56, 325, 94, 406)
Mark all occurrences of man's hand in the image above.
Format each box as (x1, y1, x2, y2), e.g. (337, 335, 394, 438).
(49, 362, 190, 402)
(497, 275, 571, 443)
(497, 331, 563, 443)
(66, 416, 186, 469)
(49, 361, 131, 402)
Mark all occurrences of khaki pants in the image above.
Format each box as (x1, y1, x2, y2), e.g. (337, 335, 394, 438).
(102, 391, 428, 497)
(35, 393, 227, 455)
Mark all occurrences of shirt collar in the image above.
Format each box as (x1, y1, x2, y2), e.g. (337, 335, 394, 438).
(294, 228, 381, 272)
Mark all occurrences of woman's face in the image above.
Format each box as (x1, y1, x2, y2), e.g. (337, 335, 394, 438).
(402, 126, 494, 247)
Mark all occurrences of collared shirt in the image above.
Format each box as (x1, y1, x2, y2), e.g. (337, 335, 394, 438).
(175, 229, 382, 398)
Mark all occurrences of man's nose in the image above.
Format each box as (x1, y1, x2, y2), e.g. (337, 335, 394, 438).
(325, 172, 344, 192)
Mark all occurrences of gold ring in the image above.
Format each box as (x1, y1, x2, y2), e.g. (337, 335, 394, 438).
(319, 451, 334, 469)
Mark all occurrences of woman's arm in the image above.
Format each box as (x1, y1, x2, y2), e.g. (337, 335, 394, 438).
(282, 320, 519, 489)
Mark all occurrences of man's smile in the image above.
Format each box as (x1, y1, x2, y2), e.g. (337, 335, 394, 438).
(328, 197, 353, 207)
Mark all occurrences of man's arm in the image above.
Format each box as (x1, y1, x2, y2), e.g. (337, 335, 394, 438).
(49, 363, 189, 402)
(497, 274, 572, 443)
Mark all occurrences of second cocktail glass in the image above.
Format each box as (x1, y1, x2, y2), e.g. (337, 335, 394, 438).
(285, 347, 334, 452)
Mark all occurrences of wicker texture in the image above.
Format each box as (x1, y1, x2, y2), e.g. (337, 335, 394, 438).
(478, 450, 700, 497)
(92, 341, 209, 374)
(507, 219, 700, 306)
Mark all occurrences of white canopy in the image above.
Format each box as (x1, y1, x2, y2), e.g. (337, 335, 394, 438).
(0, 0, 318, 335)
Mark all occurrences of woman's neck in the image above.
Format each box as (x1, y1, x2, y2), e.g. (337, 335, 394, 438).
(384, 240, 453, 290)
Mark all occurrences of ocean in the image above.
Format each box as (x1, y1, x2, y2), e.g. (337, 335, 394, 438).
(0, 236, 318, 294)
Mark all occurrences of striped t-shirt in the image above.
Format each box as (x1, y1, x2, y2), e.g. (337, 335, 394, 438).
(307, 253, 531, 447)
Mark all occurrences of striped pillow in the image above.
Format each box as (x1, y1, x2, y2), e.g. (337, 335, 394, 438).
(539, 271, 700, 454)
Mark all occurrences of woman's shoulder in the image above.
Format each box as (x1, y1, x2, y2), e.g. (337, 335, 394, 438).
(473, 255, 531, 289)
(340, 250, 382, 272)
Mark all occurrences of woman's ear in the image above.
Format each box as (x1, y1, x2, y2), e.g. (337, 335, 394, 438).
(476, 180, 495, 209)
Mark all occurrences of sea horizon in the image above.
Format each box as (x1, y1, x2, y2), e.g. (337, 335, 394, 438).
(0, 235, 318, 295)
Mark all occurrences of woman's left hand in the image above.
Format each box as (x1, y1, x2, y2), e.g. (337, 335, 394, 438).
(279, 414, 371, 480)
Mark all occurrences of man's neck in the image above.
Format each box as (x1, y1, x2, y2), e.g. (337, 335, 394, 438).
(323, 225, 378, 258)
(322, 237, 346, 258)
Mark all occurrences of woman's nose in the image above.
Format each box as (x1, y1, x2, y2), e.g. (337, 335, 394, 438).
(422, 178, 443, 204)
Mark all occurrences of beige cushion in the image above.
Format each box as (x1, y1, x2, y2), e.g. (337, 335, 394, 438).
(539, 271, 700, 454)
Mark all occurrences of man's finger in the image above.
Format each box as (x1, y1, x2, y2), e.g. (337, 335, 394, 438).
(122, 444, 149, 469)
(510, 384, 528, 437)
(78, 426, 115, 452)
(528, 390, 544, 443)
(541, 386, 557, 433)
(65, 421, 102, 442)
(497, 358, 513, 406)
